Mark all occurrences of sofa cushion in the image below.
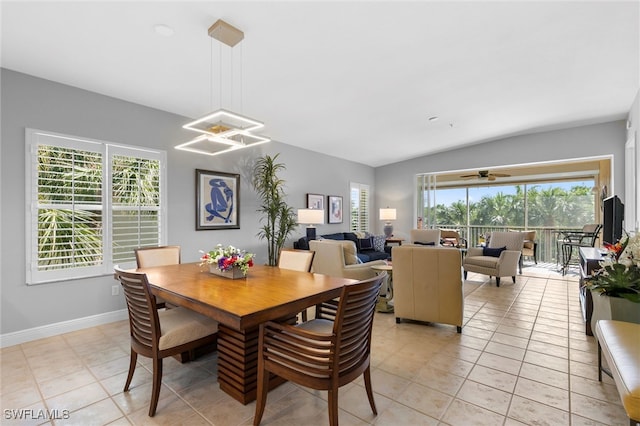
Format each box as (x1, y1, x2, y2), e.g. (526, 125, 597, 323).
(341, 241, 359, 265)
(343, 232, 359, 248)
(361, 250, 390, 262)
(359, 237, 374, 250)
(372, 235, 386, 252)
(483, 246, 506, 257)
(322, 233, 345, 241)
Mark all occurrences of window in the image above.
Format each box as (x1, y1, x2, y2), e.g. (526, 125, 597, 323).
(350, 182, 370, 232)
(26, 129, 166, 284)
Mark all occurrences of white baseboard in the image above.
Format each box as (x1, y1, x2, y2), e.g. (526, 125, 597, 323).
(0, 309, 128, 348)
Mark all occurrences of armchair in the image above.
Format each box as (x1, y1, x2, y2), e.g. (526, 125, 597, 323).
(409, 229, 441, 245)
(392, 245, 463, 332)
(309, 240, 385, 280)
(462, 231, 525, 287)
(440, 229, 467, 248)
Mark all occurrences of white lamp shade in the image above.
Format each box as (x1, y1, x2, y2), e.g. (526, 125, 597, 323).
(297, 209, 324, 225)
(379, 208, 397, 221)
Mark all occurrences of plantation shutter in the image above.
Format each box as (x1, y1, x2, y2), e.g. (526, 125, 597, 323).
(110, 147, 162, 265)
(350, 182, 370, 233)
(26, 131, 105, 283)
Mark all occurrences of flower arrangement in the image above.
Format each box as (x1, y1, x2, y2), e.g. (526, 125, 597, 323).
(586, 233, 640, 303)
(200, 244, 255, 275)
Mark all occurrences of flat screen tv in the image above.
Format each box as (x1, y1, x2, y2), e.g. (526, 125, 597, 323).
(602, 195, 624, 245)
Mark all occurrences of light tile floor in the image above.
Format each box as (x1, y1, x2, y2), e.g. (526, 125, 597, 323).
(1, 263, 629, 425)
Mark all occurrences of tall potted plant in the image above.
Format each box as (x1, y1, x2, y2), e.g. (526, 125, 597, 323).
(252, 154, 298, 266)
(586, 233, 640, 332)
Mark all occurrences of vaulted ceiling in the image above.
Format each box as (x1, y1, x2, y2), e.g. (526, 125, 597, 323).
(1, 1, 638, 167)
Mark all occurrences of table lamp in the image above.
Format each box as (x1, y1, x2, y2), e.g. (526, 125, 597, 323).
(297, 208, 324, 240)
(379, 208, 396, 238)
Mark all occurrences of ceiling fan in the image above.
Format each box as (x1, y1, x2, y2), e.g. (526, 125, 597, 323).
(460, 170, 511, 181)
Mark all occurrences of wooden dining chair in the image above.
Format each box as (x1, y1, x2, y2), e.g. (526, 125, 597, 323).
(135, 245, 181, 309)
(253, 274, 385, 426)
(114, 267, 218, 417)
(277, 248, 316, 321)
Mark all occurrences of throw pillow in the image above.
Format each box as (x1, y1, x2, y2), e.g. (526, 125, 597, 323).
(483, 246, 506, 257)
(359, 237, 374, 250)
(372, 235, 386, 252)
(414, 241, 436, 246)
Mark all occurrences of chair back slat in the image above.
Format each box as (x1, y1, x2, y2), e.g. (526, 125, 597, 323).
(333, 275, 383, 375)
(115, 267, 160, 352)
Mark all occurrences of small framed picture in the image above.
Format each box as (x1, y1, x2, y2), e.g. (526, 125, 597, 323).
(307, 193, 324, 210)
(196, 169, 240, 230)
(328, 195, 343, 224)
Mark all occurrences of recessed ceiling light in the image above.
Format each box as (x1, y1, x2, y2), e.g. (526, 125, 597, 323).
(428, 116, 439, 122)
(154, 24, 174, 37)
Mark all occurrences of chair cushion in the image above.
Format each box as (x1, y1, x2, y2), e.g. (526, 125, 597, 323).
(464, 256, 499, 268)
(483, 246, 506, 257)
(158, 307, 218, 350)
(297, 318, 334, 334)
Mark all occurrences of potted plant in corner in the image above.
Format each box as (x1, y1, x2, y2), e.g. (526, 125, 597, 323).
(586, 233, 640, 333)
(252, 154, 298, 266)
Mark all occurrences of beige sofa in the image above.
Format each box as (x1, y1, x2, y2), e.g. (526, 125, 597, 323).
(309, 239, 386, 280)
(392, 245, 463, 332)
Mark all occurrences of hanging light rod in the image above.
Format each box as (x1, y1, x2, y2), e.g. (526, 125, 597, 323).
(176, 19, 269, 155)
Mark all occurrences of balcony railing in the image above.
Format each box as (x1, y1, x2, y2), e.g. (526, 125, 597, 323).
(433, 225, 589, 264)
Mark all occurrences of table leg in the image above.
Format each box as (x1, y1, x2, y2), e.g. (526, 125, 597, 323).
(216, 319, 293, 405)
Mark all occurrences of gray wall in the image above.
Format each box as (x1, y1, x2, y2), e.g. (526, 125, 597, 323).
(374, 120, 628, 242)
(0, 69, 374, 334)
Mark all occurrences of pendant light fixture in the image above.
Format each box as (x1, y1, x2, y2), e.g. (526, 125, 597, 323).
(176, 19, 270, 156)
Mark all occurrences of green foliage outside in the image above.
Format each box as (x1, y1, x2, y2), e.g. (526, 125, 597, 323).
(37, 145, 159, 270)
(431, 184, 595, 228)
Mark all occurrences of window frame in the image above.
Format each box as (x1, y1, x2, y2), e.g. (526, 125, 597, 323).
(25, 129, 167, 284)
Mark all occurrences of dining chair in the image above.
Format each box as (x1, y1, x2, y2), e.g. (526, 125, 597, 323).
(114, 267, 218, 417)
(277, 248, 316, 321)
(134, 245, 181, 309)
(253, 274, 385, 426)
(558, 224, 602, 275)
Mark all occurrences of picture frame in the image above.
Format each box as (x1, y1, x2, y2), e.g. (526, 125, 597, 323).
(306, 193, 324, 210)
(196, 169, 240, 230)
(328, 195, 343, 224)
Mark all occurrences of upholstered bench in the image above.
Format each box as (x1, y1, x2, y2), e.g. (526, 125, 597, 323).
(594, 320, 640, 426)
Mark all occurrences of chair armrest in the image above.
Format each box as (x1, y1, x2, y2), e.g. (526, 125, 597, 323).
(497, 250, 522, 275)
(342, 260, 386, 280)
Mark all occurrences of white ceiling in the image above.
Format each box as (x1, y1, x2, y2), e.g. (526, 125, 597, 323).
(1, 1, 638, 167)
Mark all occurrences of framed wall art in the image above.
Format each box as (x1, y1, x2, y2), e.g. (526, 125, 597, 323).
(196, 169, 240, 230)
(306, 193, 324, 210)
(328, 195, 343, 224)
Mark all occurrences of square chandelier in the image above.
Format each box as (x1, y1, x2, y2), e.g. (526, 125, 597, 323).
(176, 20, 270, 156)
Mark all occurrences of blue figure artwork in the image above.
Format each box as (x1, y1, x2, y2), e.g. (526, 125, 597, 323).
(205, 178, 234, 223)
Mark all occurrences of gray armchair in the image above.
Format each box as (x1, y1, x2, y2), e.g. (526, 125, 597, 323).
(463, 231, 525, 287)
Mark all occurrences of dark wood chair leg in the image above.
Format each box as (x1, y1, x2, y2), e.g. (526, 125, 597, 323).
(496, 277, 500, 287)
(124, 351, 137, 391)
(253, 362, 268, 425)
(363, 367, 377, 415)
(149, 358, 163, 417)
(328, 387, 339, 426)
(463, 271, 468, 279)
(457, 326, 462, 333)
(512, 276, 516, 283)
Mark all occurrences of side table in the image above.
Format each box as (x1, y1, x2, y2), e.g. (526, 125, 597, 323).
(371, 264, 394, 313)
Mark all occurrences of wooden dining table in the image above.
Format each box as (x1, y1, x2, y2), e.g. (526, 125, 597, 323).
(135, 262, 357, 404)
